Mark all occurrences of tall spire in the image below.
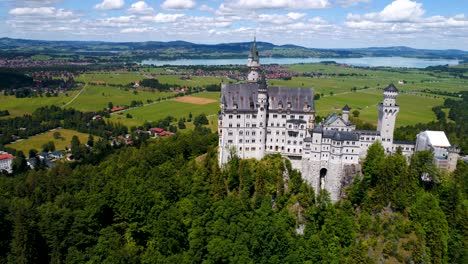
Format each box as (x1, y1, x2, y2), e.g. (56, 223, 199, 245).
(249, 36, 259, 61)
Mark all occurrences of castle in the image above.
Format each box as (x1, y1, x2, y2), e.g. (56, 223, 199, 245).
(218, 39, 459, 201)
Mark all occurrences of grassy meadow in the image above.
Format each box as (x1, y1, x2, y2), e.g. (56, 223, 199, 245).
(2, 63, 466, 132)
(5, 128, 94, 153)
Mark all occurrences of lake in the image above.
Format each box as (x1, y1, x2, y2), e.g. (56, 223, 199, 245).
(140, 56, 459, 68)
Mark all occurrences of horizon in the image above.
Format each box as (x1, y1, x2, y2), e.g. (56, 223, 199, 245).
(2, 37, 468, 52)
(1, 0, 467, 50)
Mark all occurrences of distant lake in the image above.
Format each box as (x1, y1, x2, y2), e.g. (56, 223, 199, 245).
(140, 56, 459, 68)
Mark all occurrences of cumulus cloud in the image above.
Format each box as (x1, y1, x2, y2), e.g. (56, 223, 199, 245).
(335, 0, 372, 7)
(9, 7, 73, 17)
(223, 0, 330, 10)
(95, 0, 125, 10)
(128, 1, 154, 14)
(256, 12, 307, 24)
(161, 0, 196, 10)
(347, 0, 425, 23)
(140, 13, 185, 23)
(121, 27, 153, 33)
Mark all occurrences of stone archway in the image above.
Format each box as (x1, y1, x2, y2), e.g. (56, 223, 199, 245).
(319, 168, 327, 190)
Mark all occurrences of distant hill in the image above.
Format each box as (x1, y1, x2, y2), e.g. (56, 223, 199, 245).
(0, 37, 467, 60)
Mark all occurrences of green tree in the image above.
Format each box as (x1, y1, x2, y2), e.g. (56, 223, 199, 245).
(12, 151, 29, 174)
(352, 110, 360, 118)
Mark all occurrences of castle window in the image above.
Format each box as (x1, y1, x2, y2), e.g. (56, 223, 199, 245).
(237, 115, 241, 119)
(252, 124, 257, 127)
(228, 140, 233, 143)
(252, 114, 257, 118)
(229, 124, 232, 128)
(237, 124, 240, 127)
(273, 114, 278, 118)
(246, 147, 250, 151)
(239, 130, 243, 135)
(239, 139, 242, 143)
(229, 115, 233, 119)
(299, 115, 304, 119)
(246, 131, 250, 135)
(276, 131, 279, 135)
(267, 130, 271, 135)
(246, 114, 250, 118)
(252, 139, 256, 143)
(282, 131, 285, 135)
(239, 147, 242, 151)
(251, 147, 256, 151)
(288, 148, 290, 152)
(252, 131, 256, 136)
(291, 115, 295, 118)
(282, 115, 287, 118)
(288, 140, 291, 144)
(260, 122, 263, 127)
(228, 131, 233, 136)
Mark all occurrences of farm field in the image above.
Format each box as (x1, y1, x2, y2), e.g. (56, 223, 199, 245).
(314, 89, 444, 127)
(108, 92, 220, 128)
(76, 71, 229, 87)
(285, 63, 468, 93)
(5, 128, 94, 153)
(66, 85, 173, 111)
(0, 90, 80, 117)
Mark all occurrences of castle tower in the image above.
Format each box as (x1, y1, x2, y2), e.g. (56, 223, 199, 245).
(342, 104, 351, 123)
(247, 37, 261, 83)
(378, 84, 400, 152)
(255, 76, 268, 159)
(447, 146, 460, 172)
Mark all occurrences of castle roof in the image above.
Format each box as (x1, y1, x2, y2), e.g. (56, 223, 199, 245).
(312, 123, 323, 133)
(323, 130, 359, 141)
(342, 104, 351, 111)
(221, 83, 260, 112)
(268, 86, 314, 112)
(384, 83, 399, 93)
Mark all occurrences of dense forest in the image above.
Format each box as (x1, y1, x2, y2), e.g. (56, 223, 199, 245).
(0, 129, 466, 263)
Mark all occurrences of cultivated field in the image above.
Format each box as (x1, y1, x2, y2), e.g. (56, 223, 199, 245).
(2, 63, 466, 132)
(5, 128, 94, 153)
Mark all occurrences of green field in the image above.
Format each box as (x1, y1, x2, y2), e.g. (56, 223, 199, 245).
(66, 85, 173, 111)
(5, 128, 94, 153)
(76, 71, 229, 87)
(2, 63, 466, 131)
(314, 89, 444, 126)
(108, 92, 220, 128)
(0, 90, 80, 117)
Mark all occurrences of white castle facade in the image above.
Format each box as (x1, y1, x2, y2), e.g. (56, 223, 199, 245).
(218, 40, 459, 201)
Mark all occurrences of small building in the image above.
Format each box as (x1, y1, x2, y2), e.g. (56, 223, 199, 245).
(0, 152, 14, 173)
(111, 106, 125, 113)
(415, 130, 460, 172)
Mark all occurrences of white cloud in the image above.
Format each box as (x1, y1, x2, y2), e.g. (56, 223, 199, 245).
(199, 4, 215, 13)
(121, 27, 153, 33)
(347, 0, 425, 23)
(256, 12, 307, 24)
(9, 7, 73, 17)
(161, 0, 196, 10)
(127, 1, 154, 14)
(223, 0, 330, 10)
(140, 13, 185, 23)
(95, 0, 125, 10)
(336, 0, 372, 7)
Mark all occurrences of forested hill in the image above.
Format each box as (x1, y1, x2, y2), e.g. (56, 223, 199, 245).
(1, 37, 467, 60)
(0, 129, 466, 263)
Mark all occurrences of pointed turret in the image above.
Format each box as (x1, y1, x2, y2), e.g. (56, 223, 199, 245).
(249, 37, 259, 61)
(247, 37, 261, 83)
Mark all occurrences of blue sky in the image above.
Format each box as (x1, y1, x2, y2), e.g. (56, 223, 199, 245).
(1, 0, 467, 49)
